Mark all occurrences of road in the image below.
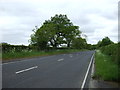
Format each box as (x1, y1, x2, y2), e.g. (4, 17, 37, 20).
(2, 50, 95, 88)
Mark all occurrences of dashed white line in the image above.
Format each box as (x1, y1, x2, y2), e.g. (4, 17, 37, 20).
(57, 59, 64, 62)
(15, 66, 38, 74)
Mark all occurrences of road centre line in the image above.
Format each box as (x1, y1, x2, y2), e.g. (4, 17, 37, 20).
(81, 53, 95, 90)
(15, 66, 38, 74)
(57, 59, 64, 62)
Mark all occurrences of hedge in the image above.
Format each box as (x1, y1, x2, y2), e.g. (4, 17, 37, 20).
(100, 43, 120, 65)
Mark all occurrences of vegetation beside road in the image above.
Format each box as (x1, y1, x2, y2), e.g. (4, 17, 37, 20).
(94, 37, 119, 82)
(2, 49, 86, 60)
(100, 43, 120, 65)
(94, 50, 119, 82)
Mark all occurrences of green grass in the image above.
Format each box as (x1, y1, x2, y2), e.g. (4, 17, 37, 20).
(2, 49, 86, 60)
(94, 50, 119, 82)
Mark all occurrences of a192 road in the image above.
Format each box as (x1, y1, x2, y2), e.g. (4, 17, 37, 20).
(2, 50, 95, 88)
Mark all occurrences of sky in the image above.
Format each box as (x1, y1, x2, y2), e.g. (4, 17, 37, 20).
(0, 0, 119, 45)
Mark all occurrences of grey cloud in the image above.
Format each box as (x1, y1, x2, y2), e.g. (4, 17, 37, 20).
(0, 0, 118, 45)
(2, 31, 30, 45)
(99, 10, 117, 20)
(0, 1, 37, 17)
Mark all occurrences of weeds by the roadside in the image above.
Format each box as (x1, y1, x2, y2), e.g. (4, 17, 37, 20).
(94, 50, 119, 82)
(2, 49, 86, 60)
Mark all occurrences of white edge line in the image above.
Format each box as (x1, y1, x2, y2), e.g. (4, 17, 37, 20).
(81, 53, 94, 90)
(91, 58, 95, 77)
(15, 66, 38, 74)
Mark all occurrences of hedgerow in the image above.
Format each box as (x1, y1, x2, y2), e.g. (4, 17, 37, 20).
(100, 43, 120, 65)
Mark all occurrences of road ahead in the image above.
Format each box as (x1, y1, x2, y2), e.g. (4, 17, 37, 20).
(2, 50, 95, 88)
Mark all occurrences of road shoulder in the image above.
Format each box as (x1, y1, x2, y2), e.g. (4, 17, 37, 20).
(89, 57, 119, 89)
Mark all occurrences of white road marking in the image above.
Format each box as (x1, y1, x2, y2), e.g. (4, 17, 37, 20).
(57, 59, 64, 62)
(2, 61, 16, 65)
(15, 66, 38, 74)
(69, 54, 73, 57)
(81, 53, 95, 90)
(91, 58, 95, 78)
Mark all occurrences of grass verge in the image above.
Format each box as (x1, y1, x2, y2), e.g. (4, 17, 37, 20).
(2, 49, 87, 61)
(94, 50, 119, 82)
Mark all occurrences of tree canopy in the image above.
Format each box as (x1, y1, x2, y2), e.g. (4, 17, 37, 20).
(97, 37, 114, 48)
(30, 14, 81, 50)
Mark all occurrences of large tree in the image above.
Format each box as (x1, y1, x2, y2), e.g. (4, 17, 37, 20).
(30, 14, 81, 50)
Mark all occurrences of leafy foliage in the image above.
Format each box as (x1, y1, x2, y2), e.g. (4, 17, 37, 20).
(100, 43, 119, 65)
(97, 37, 114, 48)
(71, 37, 87, 49)
(30, 14, 81, 50)
(86, 44, 97, 50)
(2, 43, 30, 53)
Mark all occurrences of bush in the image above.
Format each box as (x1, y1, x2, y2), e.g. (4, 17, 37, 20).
(100, 43, 119, 65)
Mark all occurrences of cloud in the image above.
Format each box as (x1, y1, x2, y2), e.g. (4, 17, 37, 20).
(0, 0, 118, 45)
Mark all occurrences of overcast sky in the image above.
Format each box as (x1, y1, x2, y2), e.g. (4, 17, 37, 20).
(0, 0, 119, 45)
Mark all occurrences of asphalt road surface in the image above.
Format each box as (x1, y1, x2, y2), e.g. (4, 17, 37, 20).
(2, 50, 95, 88)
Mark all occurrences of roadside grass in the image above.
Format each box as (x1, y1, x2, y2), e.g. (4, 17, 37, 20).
(2, 49, 87, 60)
(94, 50, 119, 82)
(0, 52, 2, 60)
